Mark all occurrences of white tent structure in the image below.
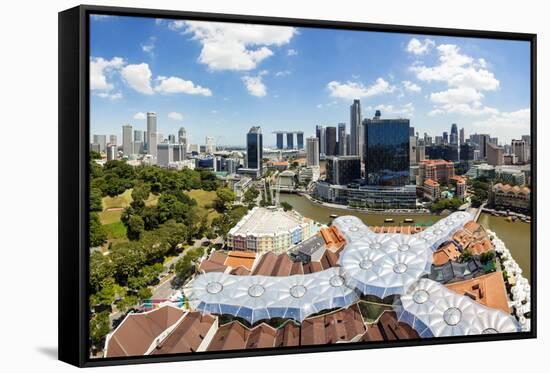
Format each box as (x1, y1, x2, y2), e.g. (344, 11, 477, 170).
(395, 278, 520, 337)
(184, 212, 523, 336)
(184, 267, 358, 324)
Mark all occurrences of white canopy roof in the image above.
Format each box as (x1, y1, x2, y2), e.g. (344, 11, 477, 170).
(395, 278, 520, 337)
(184, 267, 358, 323)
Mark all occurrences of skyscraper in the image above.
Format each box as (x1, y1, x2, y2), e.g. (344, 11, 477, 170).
(306, 137, 320, 167)
(470, 133, 490, 159)
(512, 139, 528, 163)
(286, 132, 294, 149)
(178, 127, 187, 152)
(147, 112, 157, 158)
(443, 131, 449, 144)
(93, 134, 107, 153)
(363, 111, 410, 186)
(325, 126, 337, 156)
(325, 156, 361, 185)
(134, 130, 143, 143)
(106, 144, 117, 161)
(450, 123, 458, 145)
(205, 136, 215, 153)
(276, 133, 284, 150)
(459, 127, 465, 145)
(349, 99, 362, 159)
(122, 124, 133, 156)
(337, 123, 346, 155)
(486, 142, 504, 166)
(157, 143, 173, 167)
(109, 135, 117, 146)
(247, 126, 263, 172)
(168, 134, 176, 144)
(296, 132, 304, 149)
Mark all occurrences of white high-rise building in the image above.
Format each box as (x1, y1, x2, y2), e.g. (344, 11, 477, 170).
(350, 99, 362, 159)
(147, 112, 157, 158)
(512, 139, 528, 164)
(122, 124, 133, 156)
(205, 136, 215, 153)
(107, 144, 117, 161)
(109, 135, 117, 146)
(306, 137, 320, 167)
(178, 127, 188, 152)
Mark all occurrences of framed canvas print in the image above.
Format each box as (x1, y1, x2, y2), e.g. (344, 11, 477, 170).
(58, 4, 537, 367)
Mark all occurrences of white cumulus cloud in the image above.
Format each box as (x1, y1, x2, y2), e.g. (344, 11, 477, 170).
(327, 78, 396, 100)
(170, 21, 296, 71)
(90, 56, 125, 91)
(121, 63, 154, 94)
(167, 112, 184, 121)
(242, 75, 267, 97)
(472, 109, 530, 142)
(154, 76, 212, 96)
(402, 80, 421, 93)
(133, 112, 146, 120)
(406, 38, 435, 55)
(287, 48, 298, 56)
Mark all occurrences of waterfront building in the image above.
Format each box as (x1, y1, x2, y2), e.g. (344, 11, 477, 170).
(297, 131, 304, 149)
(275, 170, 296, 192)
(229, 175, 253, 203)
(349, 99, 362, 159)
(324, 126, 338, 156)
(315, 182, 417, 209)
(147, 112, 157, 157)
(337, 123, 346, 155)
(418, 159, 455, 184)
(363, 110, 410, 186)
(490, 183, 530, 212)
(226, 207, 317, 253)
(298, 166, 320, 183)
(486, 142, 504, 166)
(450, 175, 466, 200)
(122, 124, 133, 156)
(423, 178, 441, 201)
(325, 156, 361, 185)
(306, 136, 320, 167)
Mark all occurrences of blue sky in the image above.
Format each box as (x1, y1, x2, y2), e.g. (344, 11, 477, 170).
(90, 14, 531, 146)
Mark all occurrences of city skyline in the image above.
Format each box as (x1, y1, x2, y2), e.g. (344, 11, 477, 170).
(90, 15, 530, 145)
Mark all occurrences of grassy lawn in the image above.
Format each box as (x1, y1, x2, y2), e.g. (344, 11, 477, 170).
(185, 189, 220, 223)
(98, 209, 123, 225)
(103, 221, 128, 242)
(102, 189, 159, 210)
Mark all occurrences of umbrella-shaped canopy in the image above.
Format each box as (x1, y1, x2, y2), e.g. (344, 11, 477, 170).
(184, 267, 358, 324)
(396, 278, 520, 337)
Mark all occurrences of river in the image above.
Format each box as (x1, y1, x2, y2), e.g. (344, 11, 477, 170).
(279, 193, 531, 281)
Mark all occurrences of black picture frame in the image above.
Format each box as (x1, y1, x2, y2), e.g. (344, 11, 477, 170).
(58, 4, 537, 368)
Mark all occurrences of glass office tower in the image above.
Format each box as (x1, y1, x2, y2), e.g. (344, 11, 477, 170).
(363, 111, 410, 186)
(247, 126, 263, 171)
